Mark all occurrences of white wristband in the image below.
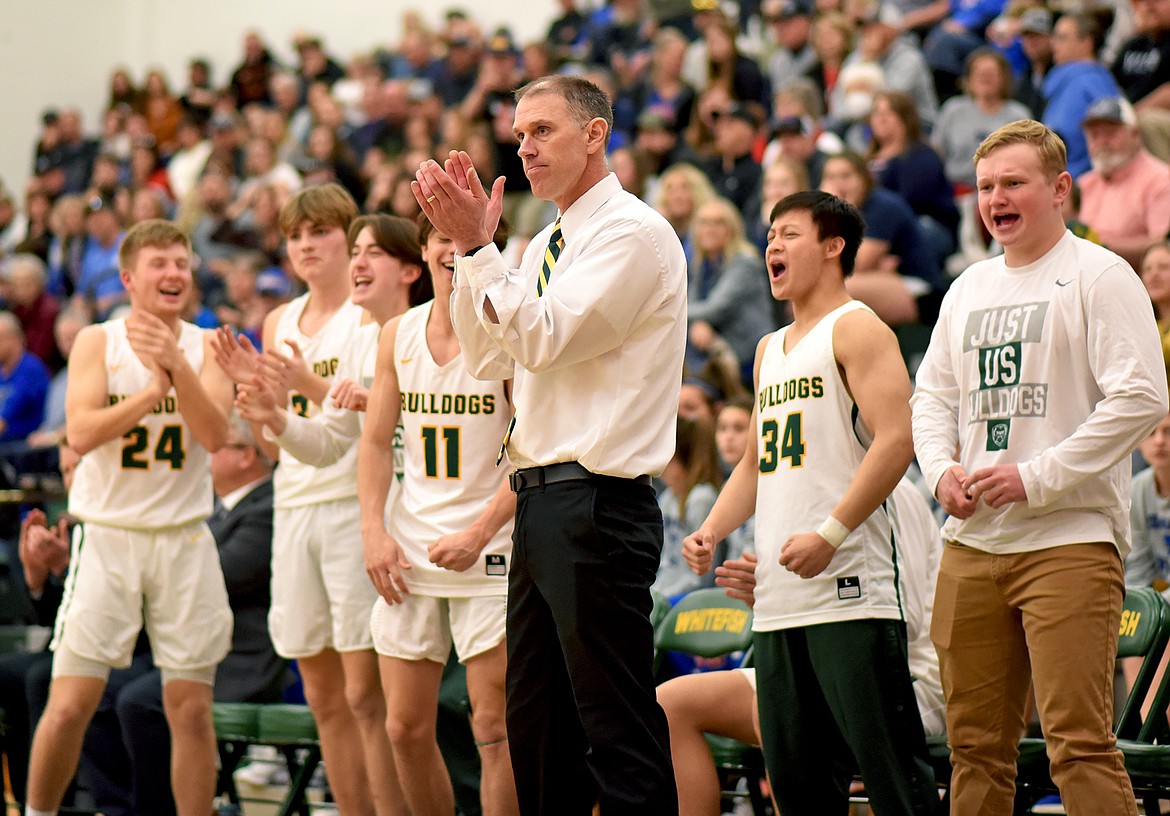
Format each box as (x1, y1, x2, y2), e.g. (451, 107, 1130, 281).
(816, 516, 851, 549)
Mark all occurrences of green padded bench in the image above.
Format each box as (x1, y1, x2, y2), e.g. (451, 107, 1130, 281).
(214, 702, 321, 816)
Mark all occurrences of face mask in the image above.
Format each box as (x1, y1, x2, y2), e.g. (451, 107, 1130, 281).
(841, 91, 874, 121)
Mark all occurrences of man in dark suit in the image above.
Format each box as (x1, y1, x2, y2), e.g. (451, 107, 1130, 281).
(80, 414, 286, 816)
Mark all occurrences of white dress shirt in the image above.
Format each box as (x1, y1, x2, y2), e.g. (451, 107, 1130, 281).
(451, 173, 687, 478)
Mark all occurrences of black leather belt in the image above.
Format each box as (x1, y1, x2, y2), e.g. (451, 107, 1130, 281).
(508, 461, 653, 493)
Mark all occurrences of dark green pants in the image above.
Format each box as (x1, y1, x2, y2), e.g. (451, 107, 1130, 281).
(755, 619, 937, 815)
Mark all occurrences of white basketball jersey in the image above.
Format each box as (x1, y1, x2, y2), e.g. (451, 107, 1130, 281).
(272, 294, 364, 509)
(69, 318, 213, 529)
(752, 300, 905, 631)
(387, 303, 512, 597)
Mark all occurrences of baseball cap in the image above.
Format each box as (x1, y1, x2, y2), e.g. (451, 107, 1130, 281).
(487, 30, 519, 56)
(772, 115, 814, 137)
(636, 108, 676, 133)
(86, 194, 116, 216)
(1082, 96, 1138, 128)
(1019, 7, 1053, 35)
(861, 1, 903, 28)
(256, 268, 291, 297)
(766, 0, 808, 21)
(714, 102, 758, 127)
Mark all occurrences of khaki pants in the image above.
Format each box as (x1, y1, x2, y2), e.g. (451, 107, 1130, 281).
(931, 541, 1136, 816)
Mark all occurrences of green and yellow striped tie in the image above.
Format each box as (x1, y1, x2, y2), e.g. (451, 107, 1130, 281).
(537, 219, 564, 297)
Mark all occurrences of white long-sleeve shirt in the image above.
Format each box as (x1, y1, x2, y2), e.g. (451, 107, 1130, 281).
(911, 231, 1168, 556)
(451, 173, 687, 478)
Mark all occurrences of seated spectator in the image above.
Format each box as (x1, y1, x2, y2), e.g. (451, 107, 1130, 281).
(702, 103, 765, 212)
(1140, 240, 1170, 383)
(749, 156, 809, 254)
(0, 445, 78, 811)
(79, 414, 287, 816)
(13, 187, 53, 263)
(2, 254, 60, 367)
(127, 188, 169, 226)
(1043, 9, 1121, 178)
(634, 109, 702, 198)
(686, 198, 775, 383)
(679, 375, 722, 427)
(806, 11, 855, 114)
(107, 68, 140, 114)
(700, 16, 772, 113)
(867, 90, 960, 265)
(713, 396, 756, 558)
(1078, 96, 1170, 268)
(74, 196, 126, 319)
(0, 187, 27, 257)
(215, 254, 275, 347)
(27, 307, 89, 452)
(654, 163, 719, 258)
(623, 28, 698, 142)
(833, 4, 938, 130)
(228, 184, 286, 267)
(230, 32, 277, 107)
(1126, 412, 1170, 595)
(1112, 0, 1170, 162)
(759, 0, 817, 92)
(0, 311, 50, 446)
(37, 109, 99, 197)
(87, 152, 124, 204)
(768, 114, 833, 190)
(165, 115, 213, 204)
(830, 60, 888, 152)
(300, 124, 364, 205)
(653, 416, 725, 599)
(919, 0, 1008, 102)
(179, 57, 218, 126)
(935, 47, 1032, 190)
(0, 442, 154, 816)
(1063, 178, 1102, 246)
(45, 194, 88, 298)
(128, 138, 174, 206)
(141, 69, 184, 155)
(661, 478, 946, 816)
(238, 137, 302, 204)
(820, 151, 940, 324)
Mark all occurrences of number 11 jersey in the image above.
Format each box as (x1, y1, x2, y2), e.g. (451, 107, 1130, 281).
(388, 302, 512, 597)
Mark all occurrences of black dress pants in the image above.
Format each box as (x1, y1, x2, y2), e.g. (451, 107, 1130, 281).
(505, 476, 677, 816)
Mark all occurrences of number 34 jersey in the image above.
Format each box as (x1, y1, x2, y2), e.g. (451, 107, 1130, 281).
(752, 300, 905, 632)
(387, 302, 513, 598)
(70, 317, 213, 530)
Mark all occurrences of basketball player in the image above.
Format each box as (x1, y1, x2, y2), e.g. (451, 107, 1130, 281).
(683, 190, 937, 815)
(26, 219, 233, 816)
(211, 185, 404, 816)
(357, 215, 518, 816)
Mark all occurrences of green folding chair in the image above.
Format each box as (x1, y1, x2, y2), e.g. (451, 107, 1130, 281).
(213, 702, 321, 816)
(654, 589, 768, 814)
(1013, 586, 1170, 812)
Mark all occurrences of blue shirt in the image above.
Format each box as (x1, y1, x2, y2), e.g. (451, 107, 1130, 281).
(77, 233, 124, 301)
(0, 352, 50, 442)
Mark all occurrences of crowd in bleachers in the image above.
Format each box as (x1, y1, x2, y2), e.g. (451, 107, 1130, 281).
(0, 0, 1167, 465)
(1, 0, 1170, 487)
(5, 0, 1170, 810)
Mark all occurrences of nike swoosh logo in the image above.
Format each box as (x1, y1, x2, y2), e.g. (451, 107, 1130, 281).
(398, 358, 413, 364)
(1055, 279, 1071, 287)
(108, 363, 122, 371)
